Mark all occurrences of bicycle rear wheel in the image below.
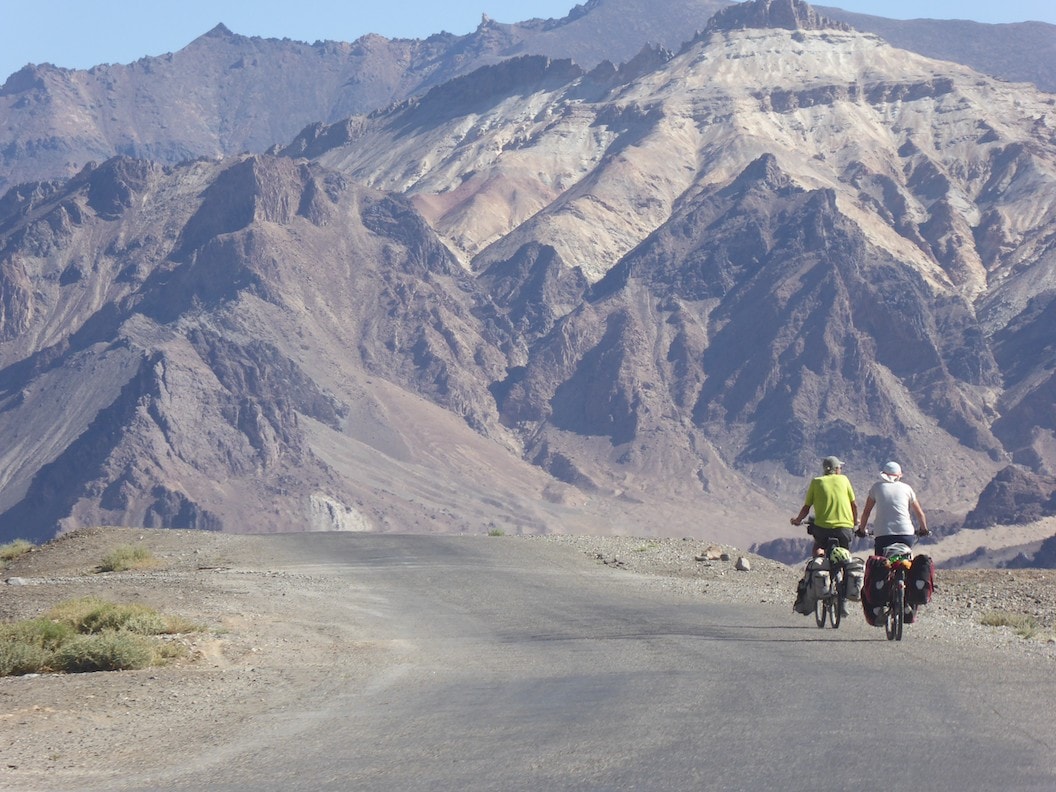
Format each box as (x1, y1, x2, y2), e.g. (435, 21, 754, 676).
(886, 585, 904, 641)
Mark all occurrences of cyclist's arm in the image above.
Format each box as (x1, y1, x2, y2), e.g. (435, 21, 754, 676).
(792, 482, 815, 526)
(857, 495, 875, 535)
(911, 499, 928, 535)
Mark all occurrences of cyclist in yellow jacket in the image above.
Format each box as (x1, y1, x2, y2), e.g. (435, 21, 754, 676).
(790, 456, 858, 556)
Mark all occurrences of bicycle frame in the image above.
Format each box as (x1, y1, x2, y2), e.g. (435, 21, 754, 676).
(814, 539, 849, 629)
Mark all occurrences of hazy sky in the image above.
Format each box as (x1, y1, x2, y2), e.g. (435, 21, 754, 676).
(2, 0, 1055, 83)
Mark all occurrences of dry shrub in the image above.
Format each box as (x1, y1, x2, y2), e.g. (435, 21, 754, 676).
(0, 598, 201, 676)
(979, 610, 1041, 639)
(0, 539, 34, 563)
(0, 641, 47, 676)
(51, 632, 156, 673)
(97, 544, 158, 572)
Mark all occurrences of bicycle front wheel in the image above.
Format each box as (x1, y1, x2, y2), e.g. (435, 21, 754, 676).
(832, 571, 845, 629)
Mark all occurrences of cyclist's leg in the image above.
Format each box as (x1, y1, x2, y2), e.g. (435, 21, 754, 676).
(830, 538, 849, 616)
(821, 534, 850, 618)
(808, 524, 829, 557)
(902, 535, 920, 622)
(813, 526, 843, 554)
(837, 569, 848, 617)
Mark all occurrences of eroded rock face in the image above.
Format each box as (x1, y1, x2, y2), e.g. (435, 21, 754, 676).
(748, 536, 815, 565)
(705, 0, 851, 32)
(963, 466, 1056, 530)
(0, 154, 519, 541)
(1031, 531, 1056, 568)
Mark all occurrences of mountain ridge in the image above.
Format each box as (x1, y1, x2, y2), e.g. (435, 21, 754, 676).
(2, 0, 1055, 194)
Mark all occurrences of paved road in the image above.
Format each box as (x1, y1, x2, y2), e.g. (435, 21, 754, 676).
(139, 534, 1056, 791)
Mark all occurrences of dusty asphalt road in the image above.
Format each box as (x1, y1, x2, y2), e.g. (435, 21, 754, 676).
(5, 531, 1056, 791)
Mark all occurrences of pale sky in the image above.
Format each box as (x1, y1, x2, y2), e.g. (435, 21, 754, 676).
(2, 0, 1055, 83)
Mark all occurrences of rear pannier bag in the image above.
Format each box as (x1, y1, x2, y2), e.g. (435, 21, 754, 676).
(794, 556, 830, 615)
(808, 556, 831, 599)
(907, 554, 935, 606)
(793, 572, 815, 615)
(843, 556, 865, 602)
(861, 555, 891, 626)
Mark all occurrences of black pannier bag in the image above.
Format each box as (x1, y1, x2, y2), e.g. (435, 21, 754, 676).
(861, 555, 891, 626)
(907, 554, 935, 606)
(794, 565, 816, 615)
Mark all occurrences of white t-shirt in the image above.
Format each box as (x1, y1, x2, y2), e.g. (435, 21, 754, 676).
(867, 478, 918, 537)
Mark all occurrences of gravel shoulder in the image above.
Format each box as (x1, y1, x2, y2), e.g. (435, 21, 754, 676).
(3, 528, 1056, 790)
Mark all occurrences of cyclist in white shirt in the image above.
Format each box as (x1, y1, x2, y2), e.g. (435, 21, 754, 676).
(856, 461, 929, 555)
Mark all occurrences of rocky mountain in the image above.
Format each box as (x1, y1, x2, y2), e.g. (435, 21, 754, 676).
(818, 8, 1056, 95)
(3, 0, 1055, 194)
(0, 155, 639, 543)
(0, 1, 734, 196)
(2, 0, 1056, 552)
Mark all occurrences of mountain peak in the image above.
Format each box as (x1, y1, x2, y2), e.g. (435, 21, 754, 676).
(728, 153, 796, 192)
(0, 64, 48, 95)
(705, 0, 851, 33)
(203, 23, 235, 38)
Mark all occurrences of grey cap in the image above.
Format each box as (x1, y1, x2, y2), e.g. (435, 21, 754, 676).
(822, 456, 843, 471)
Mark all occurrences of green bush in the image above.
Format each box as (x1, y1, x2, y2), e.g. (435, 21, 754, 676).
(45, 597, 179, 635)
(97, 544, 158, 572)
(0, 639, 48, 676)
(0, 598, 200, 676)
(0, 621, 70, 675)
(51, 632, 156, 673)
(2, 618, 77, 650)
(84, 604, 169, 635)
(42, 597, 100, 627)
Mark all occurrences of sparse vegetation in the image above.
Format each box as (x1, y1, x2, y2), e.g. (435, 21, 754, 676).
(97, 543, 159, 572)
(979, 610, 1043, 639)
(46, 597, 169, 634)
(50, 632, 160, 673)
(0, 597, 200, 676)
(0, 539, 34, 563)
(487, 528, 506, 537)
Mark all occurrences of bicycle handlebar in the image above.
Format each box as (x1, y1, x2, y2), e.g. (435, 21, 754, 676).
(856, 527, 929, 537)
